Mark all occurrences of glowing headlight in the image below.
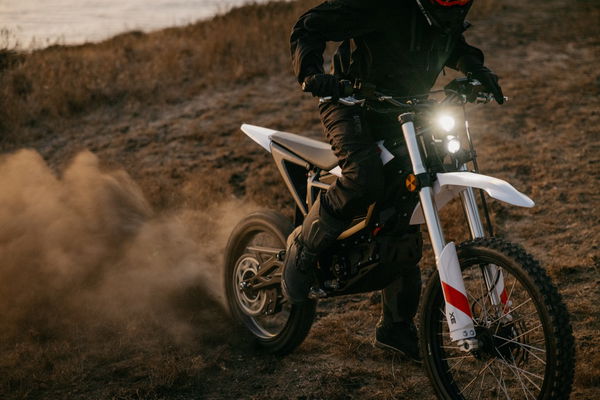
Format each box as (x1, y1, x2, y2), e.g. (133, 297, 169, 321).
(437, 115, 456, 132)
(445, 135, 461, 154)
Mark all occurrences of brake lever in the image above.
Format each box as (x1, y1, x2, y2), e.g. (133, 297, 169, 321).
(319, 96, 365, 106)
(475, 92, 509, 104)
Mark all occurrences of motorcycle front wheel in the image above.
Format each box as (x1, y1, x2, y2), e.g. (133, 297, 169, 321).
(224, 210, 316, 355)
(419, 238, 575, 400)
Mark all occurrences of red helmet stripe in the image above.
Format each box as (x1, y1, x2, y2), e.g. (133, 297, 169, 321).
(431, 0, 472, 6)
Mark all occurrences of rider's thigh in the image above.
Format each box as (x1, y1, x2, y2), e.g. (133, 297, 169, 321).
(318, 102, 387, 218)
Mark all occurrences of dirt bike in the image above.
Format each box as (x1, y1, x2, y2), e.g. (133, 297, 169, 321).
(224, 77, 575, 399)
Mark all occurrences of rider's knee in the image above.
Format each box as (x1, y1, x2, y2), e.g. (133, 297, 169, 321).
(343, 148, 385, 203)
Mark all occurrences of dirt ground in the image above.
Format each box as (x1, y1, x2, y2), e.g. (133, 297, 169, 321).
(0, 0, 599, 399)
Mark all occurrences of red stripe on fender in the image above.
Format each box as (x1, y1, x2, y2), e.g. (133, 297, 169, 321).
(442, 282, 472, 317)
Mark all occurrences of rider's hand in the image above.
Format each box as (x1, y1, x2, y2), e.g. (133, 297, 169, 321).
(470, 67, 504, 104)
(302, 74, 340, 100)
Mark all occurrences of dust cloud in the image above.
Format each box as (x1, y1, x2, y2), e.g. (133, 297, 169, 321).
(0, 149, 254, 343)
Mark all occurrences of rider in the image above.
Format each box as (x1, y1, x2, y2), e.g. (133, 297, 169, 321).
(282, 0, 503, 360)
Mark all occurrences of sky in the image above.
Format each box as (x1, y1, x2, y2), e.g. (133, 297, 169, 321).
(0, 0, 273, 48)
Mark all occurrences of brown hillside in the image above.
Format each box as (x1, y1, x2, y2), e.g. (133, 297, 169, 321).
(0, 0, 598, 399)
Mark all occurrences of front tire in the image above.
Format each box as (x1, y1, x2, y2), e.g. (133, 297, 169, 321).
(224, 210, 316, 355)
(419, 238, 575, 400)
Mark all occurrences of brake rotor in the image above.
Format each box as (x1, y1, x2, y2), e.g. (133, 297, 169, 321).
(234, 256, 268, 316)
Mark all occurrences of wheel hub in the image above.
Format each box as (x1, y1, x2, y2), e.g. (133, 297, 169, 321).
(234, 256, 268, 316)
(475, 321, 525, 363)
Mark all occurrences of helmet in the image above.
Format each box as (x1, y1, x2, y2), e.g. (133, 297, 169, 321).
(415, 0, 474, 31)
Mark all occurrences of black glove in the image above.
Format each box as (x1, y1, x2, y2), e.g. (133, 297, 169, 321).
(302, 74, 340, 99)
(470, 67, 504, 104)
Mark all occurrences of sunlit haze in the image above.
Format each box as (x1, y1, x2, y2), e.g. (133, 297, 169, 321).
(0, 0, 272, 48)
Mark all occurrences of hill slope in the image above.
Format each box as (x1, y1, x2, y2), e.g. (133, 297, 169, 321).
(0, 0, 598, 399)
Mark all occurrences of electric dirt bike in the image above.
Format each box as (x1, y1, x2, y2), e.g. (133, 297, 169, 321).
(224, 78, 575, 399)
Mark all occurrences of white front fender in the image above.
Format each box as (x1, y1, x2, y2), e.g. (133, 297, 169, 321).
(410, 172, 534, 225)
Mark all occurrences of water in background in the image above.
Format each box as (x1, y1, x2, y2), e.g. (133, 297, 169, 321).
(1, 0, 275, 48)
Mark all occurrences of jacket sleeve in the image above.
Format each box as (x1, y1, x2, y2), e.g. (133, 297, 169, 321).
(445, 34, 486, 74)
(290, 0, 380, 84)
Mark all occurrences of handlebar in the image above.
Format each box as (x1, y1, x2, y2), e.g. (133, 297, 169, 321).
(319, 96, 365, 106)
(319, 78, 507, 110)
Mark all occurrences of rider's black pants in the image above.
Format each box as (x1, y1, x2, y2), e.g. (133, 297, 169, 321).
(318, 101, 422, 324)
(382, 262, 422, 323)
(319, 102, 386, 220)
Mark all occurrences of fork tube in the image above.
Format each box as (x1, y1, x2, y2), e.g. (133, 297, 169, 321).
(458, 166, 505, 309)
(400, 114, 445, 259)
(401, 113, 477, 343)
(458, 164, 485, 239)
(460, 187, 485, 238)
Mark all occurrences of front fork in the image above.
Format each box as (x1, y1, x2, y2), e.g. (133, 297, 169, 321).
(400, 114, 508, 350)
(459, 179, 509, 313)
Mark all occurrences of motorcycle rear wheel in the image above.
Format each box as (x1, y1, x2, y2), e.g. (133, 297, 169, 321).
(224, 210, 316, 355)
(419, 238, 574, 400)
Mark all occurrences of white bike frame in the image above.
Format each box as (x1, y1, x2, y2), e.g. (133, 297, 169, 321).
(241, 116, 534, 349)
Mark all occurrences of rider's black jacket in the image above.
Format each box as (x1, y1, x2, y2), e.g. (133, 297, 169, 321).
(291, 0, 486, 96)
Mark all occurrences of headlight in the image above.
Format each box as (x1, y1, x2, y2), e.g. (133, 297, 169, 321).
(437, 114, 456, 132)
(445, 135, 461, 154)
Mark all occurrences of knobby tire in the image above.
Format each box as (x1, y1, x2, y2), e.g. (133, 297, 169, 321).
(224, 210, 316, 355)
(419, 237, 575, 400)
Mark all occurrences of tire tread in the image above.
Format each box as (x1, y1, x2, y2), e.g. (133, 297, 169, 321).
(420, 237, 575, 399)
(224, 210, 316, 356)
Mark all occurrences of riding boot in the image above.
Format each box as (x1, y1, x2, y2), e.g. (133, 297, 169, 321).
(374, 265, 423, 362)
(282, 197, 348, 304)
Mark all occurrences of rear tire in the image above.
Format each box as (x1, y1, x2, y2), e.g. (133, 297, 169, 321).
(224, 210, 316, 355)
(419, 238, 575, 400)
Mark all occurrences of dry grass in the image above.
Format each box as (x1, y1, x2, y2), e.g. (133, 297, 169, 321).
(0, 0, 504, 143)
(0, 0, 598, 399)
(0, 0, 321, 141)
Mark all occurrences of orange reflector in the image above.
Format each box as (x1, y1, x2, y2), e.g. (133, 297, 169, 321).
(405, 174, 418, 192)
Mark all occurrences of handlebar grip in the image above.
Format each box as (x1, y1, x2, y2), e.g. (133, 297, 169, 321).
(301, 77, 354, 96)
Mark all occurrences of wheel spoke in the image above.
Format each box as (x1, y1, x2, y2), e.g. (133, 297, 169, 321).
(469, 291, 490, 326)
(476, 366, 487, 400)
(495, 276, 519, 335)
(494, 357, 545, 381)
(496, 351, 538, 399)
(499, 323, 543, 344)
(487, 361, 512, 400)
(505, 275, 518, 309)
(519, 370, 542, 392)
(496, 359, 543, 392)
(442, 354, 472, 362)
(459, 358, 495, 396)
(492, 334, 547, 362)
(448, 352, 470, 373)
(488, 298, 533, 325)
(503, 311, 543, 327)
